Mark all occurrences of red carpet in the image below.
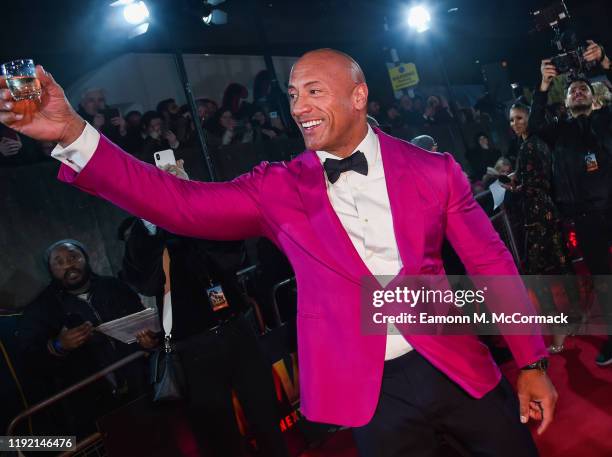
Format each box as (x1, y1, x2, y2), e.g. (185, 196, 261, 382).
(301, 336, 612, 457)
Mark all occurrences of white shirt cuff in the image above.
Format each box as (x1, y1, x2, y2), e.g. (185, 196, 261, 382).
(489, 180, 507, 211)
(50, 122, 100, 172)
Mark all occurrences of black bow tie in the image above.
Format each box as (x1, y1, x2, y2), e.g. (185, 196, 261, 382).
(323, 151, 368, 184)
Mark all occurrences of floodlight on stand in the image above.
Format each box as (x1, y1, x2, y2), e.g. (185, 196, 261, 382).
(123, 1, 150, 25)
(407, 5, 431, 33)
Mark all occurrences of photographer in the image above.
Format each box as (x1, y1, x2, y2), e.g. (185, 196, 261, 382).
(251, 109, 283, 142)
(140, 110, 181, 162)
(530, 39, 612, 365)
(77, 88, 127, 146)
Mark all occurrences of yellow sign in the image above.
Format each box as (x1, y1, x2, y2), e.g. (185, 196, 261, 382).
(388, 63, 420, 91)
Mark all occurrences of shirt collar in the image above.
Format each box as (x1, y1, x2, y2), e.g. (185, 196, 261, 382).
(315, 125, 379, 168)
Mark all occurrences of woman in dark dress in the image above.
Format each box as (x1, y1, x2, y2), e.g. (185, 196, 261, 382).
(506, 103, 579, 353)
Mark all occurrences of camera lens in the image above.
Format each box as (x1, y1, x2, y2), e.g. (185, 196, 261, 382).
(156, 154, 160, 160)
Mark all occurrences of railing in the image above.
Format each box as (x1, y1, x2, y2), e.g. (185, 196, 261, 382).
(473, 189, 523, 271)
(271, 277, 296, 327)
(6, 351, 147, 456)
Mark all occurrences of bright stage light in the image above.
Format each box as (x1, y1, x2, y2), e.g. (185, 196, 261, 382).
(407, 5, 431, 33)
(123, 1, 150, 25)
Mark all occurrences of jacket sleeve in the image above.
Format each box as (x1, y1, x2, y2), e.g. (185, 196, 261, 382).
(528, 89, 559, 146)
(17, 297, 67, 372)
(58, 135, 271, 241)
(442, 154, 548, 368)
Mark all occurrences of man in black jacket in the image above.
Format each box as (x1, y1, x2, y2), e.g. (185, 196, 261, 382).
(18, 239, 150, 437)
(530, 40, 612, 365)
(119, 161, 289, 457)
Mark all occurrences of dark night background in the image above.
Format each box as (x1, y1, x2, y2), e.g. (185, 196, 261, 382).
(1, 0, 610, 101)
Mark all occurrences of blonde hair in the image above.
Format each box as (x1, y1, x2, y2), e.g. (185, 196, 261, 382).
(592, 82, 612, 107)
(494, 157, 512, 173)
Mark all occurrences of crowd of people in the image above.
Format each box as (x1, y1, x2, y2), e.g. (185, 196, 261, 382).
(1, 40, 612, 457)
(0, 69, 295, 169)
(74, 71, 293, 167)
(407, 46, 612, 362)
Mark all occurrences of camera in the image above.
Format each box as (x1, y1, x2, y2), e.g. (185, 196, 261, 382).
(531, 1, 597, 78)
(549, 31, 598, 77)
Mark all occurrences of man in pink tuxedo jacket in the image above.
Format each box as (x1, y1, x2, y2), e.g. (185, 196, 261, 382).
(1, 49, 557, 456)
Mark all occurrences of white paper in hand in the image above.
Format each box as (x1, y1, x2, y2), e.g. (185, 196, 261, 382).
(95, 307, 161, 344)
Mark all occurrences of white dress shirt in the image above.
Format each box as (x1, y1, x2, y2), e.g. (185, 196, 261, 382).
(52, 123, 413, 360)
(317, 126, 413, 360)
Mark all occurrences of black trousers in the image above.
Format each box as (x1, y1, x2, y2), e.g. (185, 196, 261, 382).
(178, 314, 288, 457)
(573, 211, 612, 333)
(353, 351, 539, 457)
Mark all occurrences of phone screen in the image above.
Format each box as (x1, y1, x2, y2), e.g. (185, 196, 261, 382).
(154, 149, 177, 169)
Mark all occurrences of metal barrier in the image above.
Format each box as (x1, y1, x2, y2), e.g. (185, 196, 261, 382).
(6, 351, 147, 456)
(473, 189, 523, 271)
(271, 277, 296, 327)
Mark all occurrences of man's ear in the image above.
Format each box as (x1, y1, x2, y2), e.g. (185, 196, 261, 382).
(354, 83, 369, 111)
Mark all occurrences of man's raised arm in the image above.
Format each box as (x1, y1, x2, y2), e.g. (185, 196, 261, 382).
(0, 66, 267, 241)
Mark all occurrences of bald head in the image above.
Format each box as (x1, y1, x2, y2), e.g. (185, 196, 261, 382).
(289, 48, 369, 157)
(293, 49, 366, 85)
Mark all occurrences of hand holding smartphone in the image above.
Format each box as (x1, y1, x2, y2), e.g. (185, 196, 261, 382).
(153, 149, 176, 169)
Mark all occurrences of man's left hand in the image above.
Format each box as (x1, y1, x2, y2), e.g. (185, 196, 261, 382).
(110, 115, 127, 136)
(516, 370, 558, 435)
(583, 40, 610, 69)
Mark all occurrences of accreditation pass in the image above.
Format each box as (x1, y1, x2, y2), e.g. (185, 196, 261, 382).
(0, 436, 76, 451)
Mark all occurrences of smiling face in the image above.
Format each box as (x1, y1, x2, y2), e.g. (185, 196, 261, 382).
(509, 107, 529, 138)
(288, 49, 369, 157)
(566, 81, 593, 113)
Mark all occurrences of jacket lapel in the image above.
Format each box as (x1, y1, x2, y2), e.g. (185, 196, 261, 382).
(376, 129, 425, 275)
(294, 131, 426, 285)
(295, 151, 372, 283)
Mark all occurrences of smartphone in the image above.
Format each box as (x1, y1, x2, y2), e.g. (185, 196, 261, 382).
(154, 149, 177, 169)
(269, 111, 278, 119)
